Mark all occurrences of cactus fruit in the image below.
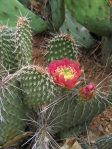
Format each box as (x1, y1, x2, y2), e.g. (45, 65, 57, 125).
(0, 0, 47, 33)
(65, 0, 112, 37)
(0, 78, 26, 145)
(60, 9, 96, 49)
(45, 34, 79, 64)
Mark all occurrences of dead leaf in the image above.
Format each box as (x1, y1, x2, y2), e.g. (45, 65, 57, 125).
(60, 138, 82, 149)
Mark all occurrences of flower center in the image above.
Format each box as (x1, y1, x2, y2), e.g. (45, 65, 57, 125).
(57, 67, 75, 80)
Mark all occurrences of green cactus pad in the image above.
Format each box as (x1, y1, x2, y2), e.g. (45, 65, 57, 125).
(45, 34, 79, 64)
(20, 67, 62, 108)
(15, 16, 32, 67)
(48, 0, 65, 31)
(0, 17, 32, 73)
(0, 26, 17, 72)
(0, 0, 47, 33)
(45, 95, 110, 134)
(65, 0, 112, 36)
(0, 80, 26, 145)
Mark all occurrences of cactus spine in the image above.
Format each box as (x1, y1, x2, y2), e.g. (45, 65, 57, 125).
(96, 134, 112, 149)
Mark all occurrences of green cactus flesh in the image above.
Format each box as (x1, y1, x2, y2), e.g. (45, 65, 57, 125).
(45, 34, 78, 64)
(48, 0, 65, 31)
(0, 80, 26, 145)
(0, 0, 47, 33)
(0, 26, 17, 72)
(65, 0, 112, 36)
(20, 68, 62, 108)
(0, 17, 32, 73)
(45, 96, 109, 134)
(60, 9, 96, 49)
(15, 16, 32, 67)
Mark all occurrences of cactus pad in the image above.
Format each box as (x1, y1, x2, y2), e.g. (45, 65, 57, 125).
(65, 0, 112, 36)
(0, 0, 47, 33)
(0, 79, 26, 145)
(0, 26, 17, 72)
(20, 66, 62, 108)
(45, 34, 79, 64)
(15, 16, 32, 67)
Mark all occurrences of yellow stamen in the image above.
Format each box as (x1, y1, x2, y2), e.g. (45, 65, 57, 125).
(57, 67, 75, 80)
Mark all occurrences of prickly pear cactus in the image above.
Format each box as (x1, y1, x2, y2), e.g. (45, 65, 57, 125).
(43, 91, 110, 134)
(15, 16, 32, 67)
(19, 61, 111, 138)
(0, 0, 47, 33)
(48, 0, 65, 31)
(0, 17, 32, 72)
(0, 26, 17, 72)
(65, 0, 112, 70)
(60, 9, 96, 49)
(0, 78, 26, 145)
(20, 66, 62, 108)
(65, 0, 112, 36)
(45, 34, 79, 64)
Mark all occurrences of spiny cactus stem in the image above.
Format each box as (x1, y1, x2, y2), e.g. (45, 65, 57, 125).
(0, 65, 48, 88)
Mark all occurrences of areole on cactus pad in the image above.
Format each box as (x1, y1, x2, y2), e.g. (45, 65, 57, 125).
(48, 58, 83, 89)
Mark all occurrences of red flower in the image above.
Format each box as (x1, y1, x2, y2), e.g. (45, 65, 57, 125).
(48, 58, 83, 89)
(80, 83, 96, 100)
